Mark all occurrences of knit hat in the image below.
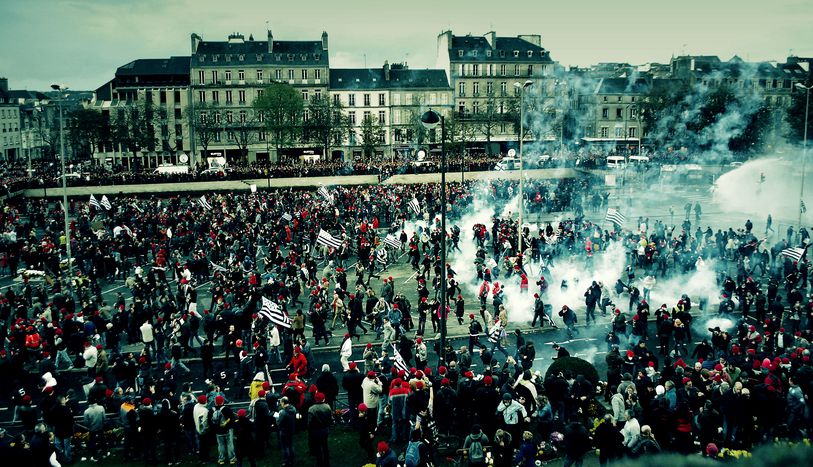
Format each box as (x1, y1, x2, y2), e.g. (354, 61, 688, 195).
(349, 362, 357, 370)
(142, 397, 152, 406)
(483, 375, 493, 386)
(366, 343, 372, 349)
(377, 441, 389, 453)
(237, 409, 247, 418)
(415, 381, 424, 390)
(215, 395, 225, 406)
(358, 403, 368, 412)
(706, 443, 719, 457)
(314, 392, 326, 403)
(197, 395, 207, 404)
(258, 390, 266, 397)
(441, 378, 450, 386)
(262, 381, 270, 391)
(367, 371, 376, 379)
(682, 377, 691, 385)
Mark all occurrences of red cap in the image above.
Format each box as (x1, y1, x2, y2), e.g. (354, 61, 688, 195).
(314, 392, 326, 403)
(416, 338, 422, 344)
(469, 314, 475, 319)
(215, 395, 225, 406)
(165, 362, 172, 369)
(483, 375, 493, 386)
(262, 381, 270, 390)
(626, 350, 635, 358)
(682, 377, 691, 385)
(358, 403, 368, 412)
(349, 362, 357, 370)
(198, 395, 207, 404)
(441, 378, 450, 386)
(366, 343, 372, 349)
(377, 441, 389, 453)
(367, 371, 376, 378)
(142, 397, 152, 405)
(237, 409, 247, 418)
(415, 381, 424, 390)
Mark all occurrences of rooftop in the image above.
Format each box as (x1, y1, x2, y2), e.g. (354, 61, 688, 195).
(330, 66, 449, 90)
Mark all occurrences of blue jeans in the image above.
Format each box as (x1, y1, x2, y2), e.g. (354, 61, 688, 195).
(216, 431, 235, 462)
(55, 437, 72, 462)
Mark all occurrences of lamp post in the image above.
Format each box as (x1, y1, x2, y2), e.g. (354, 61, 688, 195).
(51, 83, 73, 287)
(420, 109, 447, 363)
(513, 80, 533, 258)
(796, 82, 811, 234)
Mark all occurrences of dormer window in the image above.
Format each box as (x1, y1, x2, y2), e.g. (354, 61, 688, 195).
(513, 50, 519, 57)
(301, 54, 307, 61)
(499, 50, 505, 58)
(225, 55, 231, 62)
(472, 50, 478, 57)
(275, 54, 281, 61)
(212, 54, 219, 62)
(486, 50, 492, 57)
(314, 54, 321, 60)
(458, 50, 464, 58)
(238, 54, 245, 61)
(256, 54, 263, 61)
(288, 54, 294, 61)
(199, 55, 206, 62)
(527, 51, 533, 57)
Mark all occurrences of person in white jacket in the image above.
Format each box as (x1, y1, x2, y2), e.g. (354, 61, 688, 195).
(621, 409, 641, 450)
(339, 333, 353, 371)
(361, 371, 383, 412)
(82, 342, 98, 377)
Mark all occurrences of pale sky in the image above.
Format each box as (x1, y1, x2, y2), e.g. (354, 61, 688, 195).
(1, 0, 811, 92)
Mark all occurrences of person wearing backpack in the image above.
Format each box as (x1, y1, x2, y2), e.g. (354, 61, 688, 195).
(462, 424, 489, 466)
(213, 395, 237, 464)
(404, 429, 431, 467)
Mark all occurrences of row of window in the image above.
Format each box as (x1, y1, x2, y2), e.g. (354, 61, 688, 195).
(458, 81, 520, 97)
(457, 49, 538, 59)
(600, 107, 639, 120)
(598, 127, 638, 138)
(196, 68, 323, 84)
(334, 93, 386, 107)
(2, 136, 20, 147)
(0, 108, 19, 119)
(1, 123, 19, 133)
(198, 89, 250, 104)
(198, 53, 321, 63)
(457, 63, 538, 78)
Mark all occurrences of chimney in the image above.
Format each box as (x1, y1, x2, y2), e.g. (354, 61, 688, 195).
(321, 31, 329, 51)
(0, 77, 8, 93)
(267, 29, 274, 53)
(486, 31, 496, 49)
(191, 33, 201, 54)
(383, 61, 390, 81)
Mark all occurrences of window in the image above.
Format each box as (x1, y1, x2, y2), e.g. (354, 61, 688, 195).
(275, 69, 282, 80)
(394, 128, 402, 142)
(500, 82, 507, 96)
(258, 111, 265, 123)
(225, 70, 232, 81)
(602, 108, 609, 119)
(527, 50, 533, 58)
(314, 69, 321, 80)
(226, 111, 233, 123)
(214, 131, 221, 142)
(614, 127, 623, 138)
(500, 64, 506, 76)
(473, 64, 479, 76)
(257, 89, 264, 98)
(198, 70, 205, 84)
(212, 91, 220, 103)
(349, 94, 356, 106)
(174, 108, 182, 119)
(603, 96, 608, 102)
(302, 90, 309, 102)
(378, 111, 385, 125)
(198, 91, 206, 102)
(472, 50, 478, 57)
(514, 65, 520, 76)
(256, 70, 263, 81)
(363, 94, 370, 106)
(238, 54, 244, 62)
(458, 82, 466, 97)
(303, 110, 309, 121)
(315, 91, 321, 100)
(486, 82, 493, 95)
(458, 50, 464, 57)
(213, 112, 221, 124)
(616, 108, 622, 119)
(174, 90, 181, 102)
(486, 50, 492, 57)
(225, 55, 231, 62)
(212, 54, 219, 62)
(473, 82, 480, 96)
(349, 111, 356, 125)
(238, 90, 246, 103)
(288, 69, 295, 80)
(211, 70, 218, 83)
(499, 50, 505, 58)
(227, 131, 234, 141)
(630, 107, 638, 119)
(258, 131, 266, 141)
(239, 110, 246, 123)
(472, 102, 480, 114)
(378, 93, 385, 106)
(628, 127, 637, 138)
(513, 50, 519, 57)
(600, 127, 608, 138)
(225, 90, 233, 104)
(617, 96, 622, 102)
(238, 70, 245, 81)
(301, 69, 308, 79)
(333, 94, 340, 105)
(527, 65, 533, 76)
(175, 124, 182, 137)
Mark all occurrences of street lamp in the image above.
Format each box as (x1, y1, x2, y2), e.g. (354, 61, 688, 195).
(420, 109, 447, 364)
(51, 83, 73, 288)
(513, 80, 533, 258)
(796, 82, 811, 235)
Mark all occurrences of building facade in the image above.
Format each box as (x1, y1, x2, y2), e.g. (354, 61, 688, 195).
(0, 78, 21, 162)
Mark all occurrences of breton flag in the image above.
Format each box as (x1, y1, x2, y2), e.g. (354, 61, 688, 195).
(780, 247, 806, 262)
(384, 234, 402, 249)
(131, 202, 144, 213)
(318, 186, 334, 204)
(391, 344, 410, 373)
(100, 195, 112, 210)
(89, 194, 101, 210)
(316, 229, 342, 249)
(199, 195, 213, 210)
(605, 208, 626, 226)
(260, 296, 291, 328)
(408, 198, 421, 215)
(801, 200, 807, 214)
(210, 261, 228, 273)
(281, 212, 293, 222)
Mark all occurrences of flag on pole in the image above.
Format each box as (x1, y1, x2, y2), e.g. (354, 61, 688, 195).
(318, 186, 333, 204)
(250, 184, 257, 193)
(131, 202, 144, 213)
(100, 195, 112, 210)
(801, 200, 807, 214)
(281, 213, 293, 222)
(316, 229, 342, 249)
(199, 195, 213, 210)
(166, 227, 173, 239)
(384, 234, 402, 249)
(780, 247, 806, 262)
(391, 344, 409, 373)
(260, 296, 291, 328)
(209, 261, 228, 273)
(408, 198, 421, 215)
(89, 194, 101, 210)
(605, 208, 626, 226)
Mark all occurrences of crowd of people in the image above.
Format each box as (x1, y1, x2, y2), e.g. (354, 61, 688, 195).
(0, 171, 811, 466)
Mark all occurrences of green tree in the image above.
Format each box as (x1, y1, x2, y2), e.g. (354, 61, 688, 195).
(253, 83, 304, 160)
(359, 114, 383, 160)
(305, 95, 351, 158)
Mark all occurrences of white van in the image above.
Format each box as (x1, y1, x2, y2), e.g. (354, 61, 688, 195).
(628, 155, 650, 164)
(495, 156, 521, 171)
(153, 165, 189, 175)
(606, 156, 626, 168)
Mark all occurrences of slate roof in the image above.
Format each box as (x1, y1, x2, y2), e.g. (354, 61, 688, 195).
(449, 35, 553, 63)
(330, 68, 449, 90)
(595, 78, 650, 95)
(117, 56, 190, 76)
(192, 40, 328, 66)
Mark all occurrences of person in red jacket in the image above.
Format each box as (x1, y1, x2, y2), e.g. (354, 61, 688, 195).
(282, 374, 307, 409)
(287, 346, 308, 378)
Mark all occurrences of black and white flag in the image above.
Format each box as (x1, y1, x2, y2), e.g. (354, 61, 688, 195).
(89, 194, 101, 210)
(384, 234, 402, 249)
(316, 229, 342, 249)
(209, 261, 228, 273)
(131, 202, 144, 213)
(391, 344, 409, 373)
(605, 208, 626, 226)
(801, 200, 807, 214)
(199, 195, 213, 210)
(281, 213, 293, 222)
(260, 296, 291, 328)
(781, 247, 806, 262)
(318, 186, 333, 204)
(408, 198, 421, 215)
(100, 195, 112, 210)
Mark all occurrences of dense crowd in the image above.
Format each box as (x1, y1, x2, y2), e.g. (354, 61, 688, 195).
(0, 172, 811, 466)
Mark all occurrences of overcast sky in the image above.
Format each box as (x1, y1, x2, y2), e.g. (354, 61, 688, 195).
(2, 0, 811, 92)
